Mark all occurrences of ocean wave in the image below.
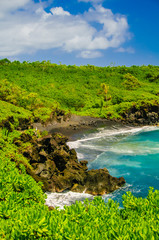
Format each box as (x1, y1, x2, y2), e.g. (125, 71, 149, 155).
(105, 145, 159, 155)
(77, 152, 85, 159)
(45, 191, 94, 210)
(68, 126, 159, 150)
(89, 156, 141, 169)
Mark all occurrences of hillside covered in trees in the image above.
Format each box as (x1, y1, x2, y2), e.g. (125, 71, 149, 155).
(0, 59, 159, 128)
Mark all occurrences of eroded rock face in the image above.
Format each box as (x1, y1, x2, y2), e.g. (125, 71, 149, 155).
(16, 133, 126, 195)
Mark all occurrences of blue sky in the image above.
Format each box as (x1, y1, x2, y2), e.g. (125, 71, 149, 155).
(0, 0, 159, 66)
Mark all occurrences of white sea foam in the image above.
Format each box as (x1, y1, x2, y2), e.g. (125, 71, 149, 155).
(154, 176, 159, 180)
(45, 191, 94, 210)
(90, 155, 141, 168)
(105, 145, 159, 156)
(67, 126, 159, 150)
(77, 152, 85, 159)
(76, 144, 107, 152)
(103, 183, 133, 201)
(45, 184, 132, 210)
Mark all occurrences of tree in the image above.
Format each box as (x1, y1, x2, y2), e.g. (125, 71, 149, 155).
(0, 58, 11, 65)
(101, 83, 109, 101)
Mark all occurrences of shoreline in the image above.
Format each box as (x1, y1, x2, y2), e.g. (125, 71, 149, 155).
(33, 113, 159, 141)
(33, 115, 127, 140)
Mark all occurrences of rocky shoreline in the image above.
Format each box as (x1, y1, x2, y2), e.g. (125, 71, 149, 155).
(121, 104, 159, 126)
(28, 109, 158, 196)
(14, 133, 125, 195)
(11, 105, 158, 196)
(14, 132, 125, 195)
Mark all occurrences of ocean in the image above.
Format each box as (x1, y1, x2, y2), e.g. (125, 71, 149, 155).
(46, 125, 159, 209)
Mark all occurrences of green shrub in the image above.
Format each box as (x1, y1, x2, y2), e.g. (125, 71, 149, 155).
(122, 73, 141, 90)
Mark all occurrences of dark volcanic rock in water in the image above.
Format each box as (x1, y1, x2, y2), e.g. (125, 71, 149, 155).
(19, 133, 126, 195)
(72, 169, 126, 195)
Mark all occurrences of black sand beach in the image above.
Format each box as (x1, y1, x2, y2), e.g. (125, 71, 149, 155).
(33, 114, 124, 140)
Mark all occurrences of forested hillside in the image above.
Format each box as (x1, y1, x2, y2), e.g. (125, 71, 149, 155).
(0, 59, 159, 128)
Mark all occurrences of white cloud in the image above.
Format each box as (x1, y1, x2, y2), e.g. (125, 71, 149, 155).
(51, 7, 70, 16)
(0, 0, 31, 17)
(0, 0, 30, 11)
(0, 0, 132, 59)
(84, 5, 130, 49)
(116, 47, 135, 53)
(78, 50, 102, 58)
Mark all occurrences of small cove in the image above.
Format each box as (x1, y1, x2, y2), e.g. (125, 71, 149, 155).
(46, 125, 159, 209)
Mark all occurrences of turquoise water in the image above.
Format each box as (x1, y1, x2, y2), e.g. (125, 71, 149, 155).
(46, 125, 159, 208)
(68, 125, 159, 205)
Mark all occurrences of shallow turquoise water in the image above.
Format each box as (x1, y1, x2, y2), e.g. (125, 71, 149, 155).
(68, 125, 159, 204)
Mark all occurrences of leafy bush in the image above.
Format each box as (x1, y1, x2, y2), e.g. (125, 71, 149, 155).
(122, 73, 141, 90)
(0, 100, 33, 130)
(146, 71, 159, 82)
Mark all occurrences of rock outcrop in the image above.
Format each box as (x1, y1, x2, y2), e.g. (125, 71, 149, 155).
(14, 132, 125, 195)
(121, 103, 159, 125)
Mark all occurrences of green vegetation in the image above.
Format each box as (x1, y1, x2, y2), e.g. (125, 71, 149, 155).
(0, 60, 159, 121)
(0, 60, 159, 238)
